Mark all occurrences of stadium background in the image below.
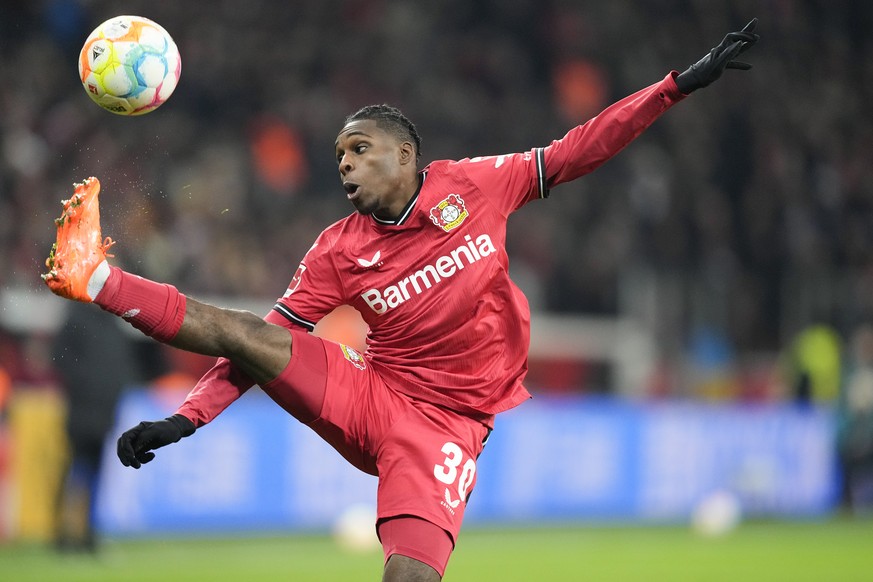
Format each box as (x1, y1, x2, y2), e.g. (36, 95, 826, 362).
(0, 0, 872, 580)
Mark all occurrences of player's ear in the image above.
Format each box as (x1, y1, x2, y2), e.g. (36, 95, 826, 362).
(398, 141, 415, 166)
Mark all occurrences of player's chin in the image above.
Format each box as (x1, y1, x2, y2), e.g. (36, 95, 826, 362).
(350, 196, 377, 216)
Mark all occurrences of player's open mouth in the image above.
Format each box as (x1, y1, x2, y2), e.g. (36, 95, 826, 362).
(343, 182, 360, 199)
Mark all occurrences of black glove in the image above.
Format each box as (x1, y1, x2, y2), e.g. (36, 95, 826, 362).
(675, 18, 759, 94)
(117, 414, 196, 469)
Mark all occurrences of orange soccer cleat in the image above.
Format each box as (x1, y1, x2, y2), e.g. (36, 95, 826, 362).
(42, 177, 115, 302)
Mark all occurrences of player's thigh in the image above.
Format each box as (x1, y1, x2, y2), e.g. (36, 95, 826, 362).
(260, 327, 331, 424)
(304, 340, 403, 474)
(262, 330, 396, 453)
(376, 401, 491, 545)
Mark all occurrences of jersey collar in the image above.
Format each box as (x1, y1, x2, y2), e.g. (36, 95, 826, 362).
(372, 171, 426, 227)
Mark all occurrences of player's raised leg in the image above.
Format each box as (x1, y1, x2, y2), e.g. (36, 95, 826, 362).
(42, 177, 291, 385)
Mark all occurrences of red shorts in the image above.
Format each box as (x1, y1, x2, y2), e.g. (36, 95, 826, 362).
(262, 328, 492, 567)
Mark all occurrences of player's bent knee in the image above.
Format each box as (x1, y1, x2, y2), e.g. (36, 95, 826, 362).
(379, 516, 453, 580)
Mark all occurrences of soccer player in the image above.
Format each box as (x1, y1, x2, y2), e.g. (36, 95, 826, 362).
(43, 19, 758, 581)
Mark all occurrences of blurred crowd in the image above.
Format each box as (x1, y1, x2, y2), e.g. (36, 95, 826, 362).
(1, 0, 872, 393)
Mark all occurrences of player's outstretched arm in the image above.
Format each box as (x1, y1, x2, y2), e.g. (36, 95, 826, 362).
(117, 414, 196, 469)
(675, 18, 759, 94)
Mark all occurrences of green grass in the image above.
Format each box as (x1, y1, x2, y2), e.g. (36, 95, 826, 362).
(1, 518, 871, 581)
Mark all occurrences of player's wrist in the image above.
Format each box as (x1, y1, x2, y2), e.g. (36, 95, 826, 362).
(167, 414, 196, 438)
(675, 67, 703, 94)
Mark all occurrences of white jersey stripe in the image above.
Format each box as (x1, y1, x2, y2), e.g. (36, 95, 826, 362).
(272, 303, 315, 331)
(535, 148, 549, 199)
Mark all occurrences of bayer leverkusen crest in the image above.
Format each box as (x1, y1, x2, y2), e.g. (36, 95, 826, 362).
(430, 194, 469, 232)
(340, 344, 366, 370)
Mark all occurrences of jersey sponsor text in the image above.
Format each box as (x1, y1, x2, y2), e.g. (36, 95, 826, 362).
(362, 234, 496, 314)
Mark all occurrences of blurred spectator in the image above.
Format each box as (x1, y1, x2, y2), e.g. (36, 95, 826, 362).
(553, 58, 608, 122)
(51, 302, 144, 552)
(686, 326, 739, 400)
(249, 115, 309, 195)
(785, 324, 843, 406)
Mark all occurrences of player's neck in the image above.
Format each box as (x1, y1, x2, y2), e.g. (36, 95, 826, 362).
(373, 173, 422, 221)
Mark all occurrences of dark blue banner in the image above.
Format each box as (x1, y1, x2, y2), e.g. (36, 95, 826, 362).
(97, 390, 839, 535)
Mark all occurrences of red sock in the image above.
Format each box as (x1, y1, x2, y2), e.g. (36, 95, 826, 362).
(94, 266, 187, 343)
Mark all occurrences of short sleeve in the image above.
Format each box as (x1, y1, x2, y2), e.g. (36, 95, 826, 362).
(456, 150, 548, 217)
(271, 230, 345, 331)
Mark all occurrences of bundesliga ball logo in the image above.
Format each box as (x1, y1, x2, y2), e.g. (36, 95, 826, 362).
(78, 15, 181, 116)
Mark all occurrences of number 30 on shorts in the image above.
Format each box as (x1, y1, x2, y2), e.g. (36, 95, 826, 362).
(433, 442, 476, 501)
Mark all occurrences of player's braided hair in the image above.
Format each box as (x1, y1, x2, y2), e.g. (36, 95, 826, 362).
(345, 104, 422, 162)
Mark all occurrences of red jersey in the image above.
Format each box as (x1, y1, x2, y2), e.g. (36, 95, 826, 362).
(177, 73, 685, 426)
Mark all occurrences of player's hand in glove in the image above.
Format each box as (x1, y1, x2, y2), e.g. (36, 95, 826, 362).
(675, 18, 759, 94)
(117, 414, 196, 468)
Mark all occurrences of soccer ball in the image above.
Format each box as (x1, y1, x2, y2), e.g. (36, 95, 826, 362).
(78, 15, 181, 116)
(332, 503, 380, 553)
(690, 490, 742, 537)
